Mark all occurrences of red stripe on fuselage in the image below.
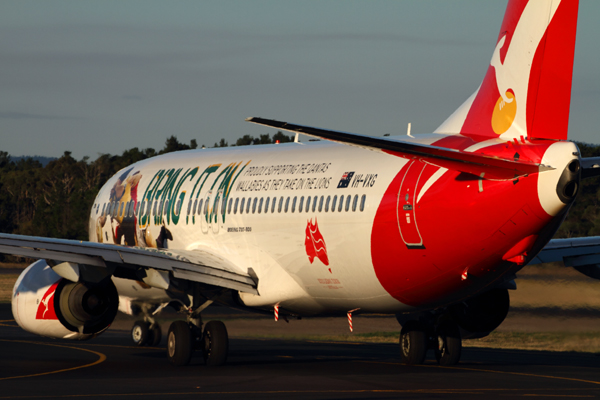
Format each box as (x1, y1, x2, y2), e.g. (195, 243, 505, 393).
(371, 138, 553, 307)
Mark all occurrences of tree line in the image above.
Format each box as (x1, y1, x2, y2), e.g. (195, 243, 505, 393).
(0, 133, 293, 246)
(0, 135, 598, 251)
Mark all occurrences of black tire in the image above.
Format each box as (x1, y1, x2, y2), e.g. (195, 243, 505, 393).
(131, 321, 150, 346)
(434, 321, 462, 366)
(150, 324, 162, 346)
(400, 321, 427, 365)
(203, 320, 229, 366)
(167, 321, 193, 366)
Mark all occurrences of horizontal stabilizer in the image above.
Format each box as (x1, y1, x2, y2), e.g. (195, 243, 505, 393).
(530, 236, 600, 280)
(581, 157, 600, 179)
(247, 117, 553, 180)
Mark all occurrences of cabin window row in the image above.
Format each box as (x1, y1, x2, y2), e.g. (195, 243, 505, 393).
(98, 199, 183, 219)
(96, 194, 366, 220)
(219, 194, 366, 215)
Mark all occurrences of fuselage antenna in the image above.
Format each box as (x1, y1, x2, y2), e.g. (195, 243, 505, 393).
(407, 123, 414, 138)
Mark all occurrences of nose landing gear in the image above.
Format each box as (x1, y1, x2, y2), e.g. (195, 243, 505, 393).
(131, 320, 162, 346)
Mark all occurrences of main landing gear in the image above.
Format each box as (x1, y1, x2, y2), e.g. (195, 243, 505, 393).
(166, 316, 229, 366)
(400, 320, 462, 366)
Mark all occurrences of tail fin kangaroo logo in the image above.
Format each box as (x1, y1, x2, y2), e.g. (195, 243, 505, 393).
(305, 218, 329, 266)
(490, 34, 517, 135)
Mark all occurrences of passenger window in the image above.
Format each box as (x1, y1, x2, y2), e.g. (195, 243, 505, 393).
(119, 202, 125, 217)
(246, 197, 252, 214)
(325, 196, 331, 212)
(318, 196, 324, 212)
(352, 195, 358, 212)
(152, 200, 158, 216)
(298, 196, 304, 213)
(164, 200, 169, 215)
(278, 197, 283, 213)
(360, 195, 366, 211)
(175, 200, 182, 216)
(271, 197, 277, 213)
(291, 197, 297, 213)
(345, 195, 351, 212)
(305, 196, 311, 213)
(258, 198, 263, 214)
(332, 196, 337, 212)
(128, 201, 133, 217)
(234, 198, 239, 214)
(338, 195, 344, 212)
(240, 198, 245, 214)
(102, 203, 106, 216)
(264, 197, 270, 213)
(187, 200, 192, 215)
(313, 196, 318, 212)
(198, 199, 203, 215)
(285, 197, 290, 213)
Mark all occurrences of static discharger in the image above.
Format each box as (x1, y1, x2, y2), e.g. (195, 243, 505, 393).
(274, 304, 279, 322)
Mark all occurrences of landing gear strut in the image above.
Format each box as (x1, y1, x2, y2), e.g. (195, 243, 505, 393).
(399, 320, 462, 366)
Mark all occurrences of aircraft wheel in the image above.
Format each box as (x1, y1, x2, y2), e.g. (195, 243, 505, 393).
(203, 320, 229, 366)
(131, 321, 151, 346)
(434, 321, 462, 366)
(400, 321, 427, 365)
(150, 324, 162, 346)
(167, 321, 193, 366)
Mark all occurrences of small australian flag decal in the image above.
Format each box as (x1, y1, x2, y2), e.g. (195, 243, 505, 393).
(337, 171, 354, 188)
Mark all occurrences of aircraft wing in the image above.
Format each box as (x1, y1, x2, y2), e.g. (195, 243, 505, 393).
(0, 233, 258, 294)
(529, 236, 600, 280)
(246, 117, 553, 180)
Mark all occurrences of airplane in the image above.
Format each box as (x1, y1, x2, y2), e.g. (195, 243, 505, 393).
(1, 0, 599, 367)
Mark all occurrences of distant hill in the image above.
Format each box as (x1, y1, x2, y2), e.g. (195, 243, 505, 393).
(11, 155, 57, 167)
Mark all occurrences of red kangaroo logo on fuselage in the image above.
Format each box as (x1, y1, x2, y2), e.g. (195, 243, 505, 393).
(305, 218, 329, 266)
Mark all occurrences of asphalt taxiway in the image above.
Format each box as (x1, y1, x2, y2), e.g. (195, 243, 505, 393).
(1, 305, 599, 400)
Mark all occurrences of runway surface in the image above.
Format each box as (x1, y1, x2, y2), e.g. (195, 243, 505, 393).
(1, 305, 599, 400)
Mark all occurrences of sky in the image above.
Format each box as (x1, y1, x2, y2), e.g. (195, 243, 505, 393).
(1, 0, 599, 160)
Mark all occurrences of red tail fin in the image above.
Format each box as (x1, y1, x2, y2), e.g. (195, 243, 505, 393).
(435, 0, 579, 141)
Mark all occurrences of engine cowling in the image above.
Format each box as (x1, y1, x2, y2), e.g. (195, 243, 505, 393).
(12, 259, 119, 340)
(449, 288, 510, 334)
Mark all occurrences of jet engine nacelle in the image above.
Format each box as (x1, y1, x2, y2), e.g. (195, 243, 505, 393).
(12, 259, 118, 340)
(449, 288, 510, 335)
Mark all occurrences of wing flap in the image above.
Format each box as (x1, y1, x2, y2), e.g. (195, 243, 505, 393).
(0, 233, 258, 294)
(247, 117, 553, 180)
